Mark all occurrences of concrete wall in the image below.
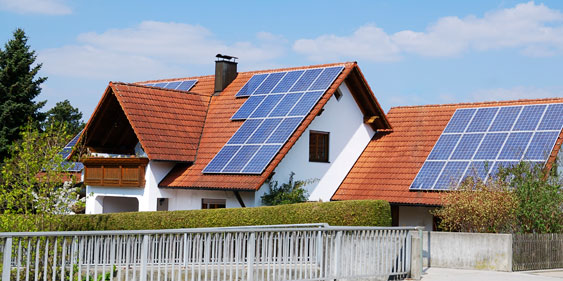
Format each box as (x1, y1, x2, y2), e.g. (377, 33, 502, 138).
(255, 82, 376, 205)
(421, 231, 512, 271)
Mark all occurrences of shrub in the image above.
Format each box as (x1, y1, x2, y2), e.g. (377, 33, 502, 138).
(432, 177, 518, 233)
(55, 200, 390, 231)
(261, 172, 315, 205)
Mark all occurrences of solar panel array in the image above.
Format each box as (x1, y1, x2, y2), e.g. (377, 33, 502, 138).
(410, 103, 563, 190)
(144, 79, 197, 91)
(203, 66, 344, 174)
(61, 132, 84, 172)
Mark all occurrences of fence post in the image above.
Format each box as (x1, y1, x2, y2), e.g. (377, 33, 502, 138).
(333, 231, 343, 278)
(247, 232, 255, 281)
(140, 235, 149, 281)
(2, 237, 12, 281)
(410, 228, 422, 280)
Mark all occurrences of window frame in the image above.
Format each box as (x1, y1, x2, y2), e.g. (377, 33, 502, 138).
(201, 198, 226, 209)
(309, 130, 330, 163)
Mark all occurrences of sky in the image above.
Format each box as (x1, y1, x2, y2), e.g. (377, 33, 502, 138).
(1, 0, 563, 120)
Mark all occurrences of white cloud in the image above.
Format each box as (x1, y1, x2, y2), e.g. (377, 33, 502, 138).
(0, 0, 71, 15)
(470, 86, 563, 102)
(294, 1, 563, 61)
(39, 21, 287, 81)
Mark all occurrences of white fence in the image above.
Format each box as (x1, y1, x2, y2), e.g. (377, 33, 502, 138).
(0, 224, 420, 281)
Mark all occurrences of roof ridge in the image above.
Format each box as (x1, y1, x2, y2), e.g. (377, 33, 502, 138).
(134, 62, 354, 84)
(390, 97, 563, 110)
(110, 81, 211, 97)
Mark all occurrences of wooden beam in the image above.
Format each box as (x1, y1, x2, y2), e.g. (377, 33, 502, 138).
(364, 115, 380, 124)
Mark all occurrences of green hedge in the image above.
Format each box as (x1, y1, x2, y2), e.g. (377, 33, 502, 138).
(60, 200, 390, 231)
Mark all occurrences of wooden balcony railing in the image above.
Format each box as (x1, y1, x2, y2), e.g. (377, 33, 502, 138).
(83, 157, 149, 187)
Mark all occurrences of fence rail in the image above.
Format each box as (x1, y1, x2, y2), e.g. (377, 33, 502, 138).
(513, 233, 563, 271)
(0, 224, 419, 281)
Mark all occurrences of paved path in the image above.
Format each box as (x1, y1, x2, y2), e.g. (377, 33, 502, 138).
(420, 267, 563, 281)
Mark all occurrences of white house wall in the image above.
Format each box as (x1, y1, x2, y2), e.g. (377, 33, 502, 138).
(255, 82, 376, 205)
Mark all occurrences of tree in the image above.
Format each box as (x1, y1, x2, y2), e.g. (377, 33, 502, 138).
(496, 161, 563, 233)
(0, 28, 46, 161)
(45, 99, 85, 135)
(0, 123, 80, 231)
(261, 172, 316, 206)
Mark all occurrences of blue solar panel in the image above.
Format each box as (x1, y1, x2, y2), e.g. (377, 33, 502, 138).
(290, 69, 323, 92)
(222, 145, 260, 173)
(451, 133, 484, 160)
(246, 118, 282, 144)
(434, 161, 469, 190)
(463, 161, 491, 182)
(249, 94, 284, 118)
(236, 74, 268, 97)
(288, 91, 324, 116)
(513, 104, 546, 131)
(202, 146, 240, 173)
(145, 83, 155, 87)
(523, 131, 559, 160)
(489, 106, 521, 132)
(227, 119, 263, 145)
(443, 109, 476, 133)
(271, 71, 304, 93)
(498, 132, 533, 160)
(538, 103, 563, 130)
(232, 95, 265, 120)
(427, 134, 461, 160)
(164, 81, 181, 89)
(253, 72, 286, 95)
(269, 93, 304, 117)
(309, 67, 343, 91)
(242, 145, 282, 174)
(473, 133, 508, 159)
(466, 107, 498, 132)
(206, 66, 345, 175)
(154, 83, 167, 88)
(267, 117, 303, 144)
(176, 80, 197, 91)
(410, 103, 563, 191)
(410, 161, 445, 190)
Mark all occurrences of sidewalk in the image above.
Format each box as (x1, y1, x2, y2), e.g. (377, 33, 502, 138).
(420, 267, 563, 281)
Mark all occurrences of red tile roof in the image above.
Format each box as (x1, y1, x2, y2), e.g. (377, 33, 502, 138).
(160, 62, 358, 190)
(97, 83, 211, 162)
(333, 97, 563, 206)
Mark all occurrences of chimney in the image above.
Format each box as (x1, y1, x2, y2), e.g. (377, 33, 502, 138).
(214, 54, 238, 93)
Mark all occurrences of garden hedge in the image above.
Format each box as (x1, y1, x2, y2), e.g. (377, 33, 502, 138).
(59, 200, 390, 231)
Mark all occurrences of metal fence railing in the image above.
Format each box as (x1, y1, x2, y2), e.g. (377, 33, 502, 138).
(0, 224, 419, 281)
(513, 233, 563, 271)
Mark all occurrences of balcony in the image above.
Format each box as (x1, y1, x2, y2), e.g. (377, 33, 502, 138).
(83, 157, 149, 187)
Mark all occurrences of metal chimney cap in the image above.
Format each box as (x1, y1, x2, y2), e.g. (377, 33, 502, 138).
(216, 54, 238, 62)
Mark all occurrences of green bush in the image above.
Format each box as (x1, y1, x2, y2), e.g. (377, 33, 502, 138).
(55, 200, 390, 231)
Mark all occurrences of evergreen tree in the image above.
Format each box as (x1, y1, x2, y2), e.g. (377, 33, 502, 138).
(45, 100, 85, 136)
(0, 28, 46, 161)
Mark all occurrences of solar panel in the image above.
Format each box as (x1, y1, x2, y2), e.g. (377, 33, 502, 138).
(409, 103, 563, 190)
(144, 79, 197, 92)
(203, 66, 345, 174)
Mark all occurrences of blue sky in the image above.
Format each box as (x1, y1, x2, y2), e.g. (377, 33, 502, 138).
(1, 0, 563, 119)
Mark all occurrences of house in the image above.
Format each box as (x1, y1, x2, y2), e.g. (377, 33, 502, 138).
(333, 98, 563, 230)
(80, 56, 563, 230)
(81, 58, 390, 214)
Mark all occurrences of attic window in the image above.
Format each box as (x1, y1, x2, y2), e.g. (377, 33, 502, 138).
(334, 88, 343, 101)
(309, 131, 329, 162)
